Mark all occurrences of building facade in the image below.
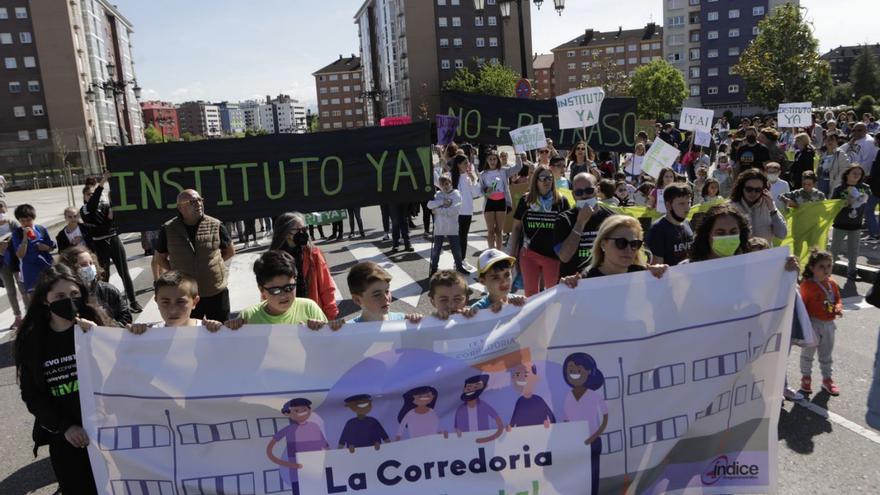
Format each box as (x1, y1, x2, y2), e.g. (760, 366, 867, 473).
(140, 100, 179, 141)
(177, 101, 221, 137)
(822, 44, 880, 85)
(664, 0, 798, 114)
(532, 53, 554, 99)
(218, 101, 245, 135)
(313, 54, 366, 131)
(0, 0, 144, 184)
(355, 0, 531, 125)
(551, 24, 662, 96)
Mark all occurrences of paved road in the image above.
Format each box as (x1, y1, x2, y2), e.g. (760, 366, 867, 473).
(0, 200, 878, 494)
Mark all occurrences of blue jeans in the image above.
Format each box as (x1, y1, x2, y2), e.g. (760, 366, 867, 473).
(865, 194, 879, 236)
(430, 235, 462, 272)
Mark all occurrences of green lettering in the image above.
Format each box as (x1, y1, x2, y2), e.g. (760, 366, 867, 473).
(601, 113, 623, 147)
(290, 157, 319, 197)
(447, 106, 464, 137)
(215, 165, 232, 206)
(139, 171, 162, 210)
(263, 161, 285, 200)
(417, 146, 433, 192)
(367, 151, 388, 193)
(230, 163, 258, 202)
(111, 171, 136, 212)
(320, 156, 343, 196)
(463, 109, 481, 139)
(517, 113, 535, 128)
(393, 150, 418, 192)
(181, 165, 215, 195)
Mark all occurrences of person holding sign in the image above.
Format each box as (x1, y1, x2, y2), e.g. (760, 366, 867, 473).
(730, 169, 788, 244)
(510, 166, 572, 296)
(830, 165, 872, 281)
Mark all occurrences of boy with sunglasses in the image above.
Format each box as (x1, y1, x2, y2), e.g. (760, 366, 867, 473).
(225, 250, 334, 330)
(553, 173, 613, 277)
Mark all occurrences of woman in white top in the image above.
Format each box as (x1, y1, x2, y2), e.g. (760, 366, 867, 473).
(819, 132, 850, 196)
(480, 150, 523, 251)
(451, 154, 480, 270)
(621, 142, 647, 183)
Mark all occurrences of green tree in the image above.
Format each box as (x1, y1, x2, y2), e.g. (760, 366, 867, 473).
(733, 3, 831, 110)
(855, 95, 877, 118)
(443, 67, 480, 93)
(828, 83, 854, 106)
(443, 60, 518, 97)
(629, 59, 688, 119)
(144, 125, 163, 144)
(851, 45, 880, 98)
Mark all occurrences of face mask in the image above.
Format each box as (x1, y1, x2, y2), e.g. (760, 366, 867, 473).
(49, 297, 83, 321)
(711, 234, 741, 257)
(0, 212, 6, 221)
(669, 209, 687, 223)
(767, 173, 779, 182)
(78, 264, 97, 284)
(746, 135, 757, 144)
(292, 232, 309, 247)
(576, 198, 598, 209)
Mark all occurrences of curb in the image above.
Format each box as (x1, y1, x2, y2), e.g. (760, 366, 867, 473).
(833, 260, 879, 283)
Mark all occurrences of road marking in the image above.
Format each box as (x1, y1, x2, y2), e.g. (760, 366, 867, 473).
(344, 242, 423, 307)
(842, 296, 876, 311)
(409, 238, 485, 296)
(108, 267, 144, 293)
(796, 399, 880, 445)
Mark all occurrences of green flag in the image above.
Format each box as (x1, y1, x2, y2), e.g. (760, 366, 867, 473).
(778, 199, 846, 267)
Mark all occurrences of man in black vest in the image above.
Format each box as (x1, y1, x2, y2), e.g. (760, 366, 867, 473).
(81, 172, 142, 312)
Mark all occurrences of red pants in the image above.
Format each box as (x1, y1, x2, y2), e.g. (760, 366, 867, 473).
(520, 247, 560, 297)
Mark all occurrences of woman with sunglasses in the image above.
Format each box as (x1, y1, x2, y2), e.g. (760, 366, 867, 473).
(566, 141, 596, 183)
(730, 168, 787, 244)
(510, 166, 573, 296)
(270, 212, 339, 320)
(561, 215, 667, 284)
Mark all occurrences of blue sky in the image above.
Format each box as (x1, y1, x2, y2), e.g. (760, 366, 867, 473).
(116, 0, 873, 110)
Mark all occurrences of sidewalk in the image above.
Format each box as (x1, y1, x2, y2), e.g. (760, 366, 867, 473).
(3, 186, 78, 233)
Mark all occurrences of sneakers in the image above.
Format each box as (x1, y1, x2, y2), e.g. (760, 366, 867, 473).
(382, 233, 390, 241)
(456, 266, 470, 276)
(389, 245, 399, 253)
(129, 300, 144, 313)
(10, 315, 22, 330)
(244, 242, 250, 249)
(822, 377, 840, 396)
(800, 375, 812, 394)
(404, 244, 415, 252)
(461, 261, 476, 272)
(783, 386, 804, 401)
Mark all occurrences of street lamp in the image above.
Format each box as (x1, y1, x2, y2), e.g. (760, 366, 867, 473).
(85, 61, 142, 146)
(553, 0, 565, 15)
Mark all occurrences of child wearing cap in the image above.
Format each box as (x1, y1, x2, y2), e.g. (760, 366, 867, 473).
(471, 249, 527, 311)
(429, 270, 478, 320)
(346, 261, 422, 323)
(426, 174, 467, 277)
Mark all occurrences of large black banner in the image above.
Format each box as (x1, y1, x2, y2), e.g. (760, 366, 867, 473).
(440, 91, 638, 151)
(106, 123, 433, 233)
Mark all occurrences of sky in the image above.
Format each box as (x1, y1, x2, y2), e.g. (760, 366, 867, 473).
(115, 0, 875, 111)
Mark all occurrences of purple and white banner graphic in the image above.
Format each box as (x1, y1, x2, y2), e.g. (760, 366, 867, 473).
(76, 248, 795, 494)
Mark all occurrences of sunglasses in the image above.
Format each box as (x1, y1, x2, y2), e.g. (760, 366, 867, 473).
(537, 175, 554, 183)
(743, 186, 764, 194)
(573, 187, 595, 196)
(608, 238, 644, 250)
(539, 149, 550, 154)
(576, 147, 586, 151)
(180, 198, 203, 206)
(262, 283, 296, 296)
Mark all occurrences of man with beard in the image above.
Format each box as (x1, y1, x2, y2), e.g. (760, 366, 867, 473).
(507, 363, 555, 430)
(646, 184, 694, 266)
(453, 375, 503, 442)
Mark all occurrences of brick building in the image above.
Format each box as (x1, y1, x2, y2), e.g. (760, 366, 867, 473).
(532, 53, 554, 99)
(313, 55, 366, 131)
(140, 100, 179, 141)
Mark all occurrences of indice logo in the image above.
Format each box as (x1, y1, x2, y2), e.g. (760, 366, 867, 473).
(701, 455, 760, 485)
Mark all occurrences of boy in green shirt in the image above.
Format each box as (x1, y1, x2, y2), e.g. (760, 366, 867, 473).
(225, 250, 339, 330)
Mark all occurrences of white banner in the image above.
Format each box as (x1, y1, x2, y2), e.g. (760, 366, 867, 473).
(556, 87, 606, 130)
(777, 102, 812, 128)
(78, 249, 795, 495)
(642, 138, 681, 179)
(509, 124, 547, 153)
(679, 107, 714, 133)
(694, 130, 712, 148)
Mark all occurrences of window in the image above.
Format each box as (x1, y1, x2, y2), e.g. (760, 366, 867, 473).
(629, 415, 688, 448)
(319, 87, 327, 94)
(439, 38, 448, 47)
(322, 123, 330, 129)
(177, 421, 250, 445)
(344, 109, 352, 116)
(353, 73, 360, 79)
(667, 34, 685, 46)
(330, 98, 340, 104)
(321, 111, 329, 118)
(454, 59, 464, 69)
(453, 37, 462, 47)
(707, 49, 718, 58)
(605, 47, 614, 54)
(752, 26, 761, 35)
(567, 50, 575, 57)
(451, 0, 459, 4)
(342, 73, 349, 80)
(490, 57, 499, 64)
(579, 61, 588, 69)
(667, 15, 685, 27)
(728, 66, 736, 75)
(346, 121, 354, 128)
(32, 104, 43, 115)
(628, 57, 637, 64)
(331, 110, 341, 117)
(452, 17, 461, 27)
(728, 28, 739, 38)
(329, 86, 339, 93)
(689, 48, 700, 60)
(13, 106, 25, 117)
(438, 17, 447, 27)
(181, 473, 254, 495)
(641, 43, 650, 51)
(356, 108, 363, 115)
(627, 364, 686, 395)
(15, 7, 27, 19)
(707, 67, 718, 77)
(329, 74, 339, 81)
(475, 37, 485, 47)
(343, 97, 351, 104)
(353, 84, 361, 91)
(437, 0, 445, 5)
(489, 37, 498, 47)
(581, 74, 589, 81)
(18, 130, 28, 141)
(628, 44, 637, 52)
(19, 32, 31, 43)
(693, 351, 747, 381)
(487, 16, 496, 26)
(567, 62, 576, 70)
(707, 11, 718, 21)
(23, 56, 35, 68)
(690, 31, 700, 42)
(728, 84, 740, 93)
(580, 49, 588, 56)
(8, 82, 20, 93)
(616, 58, 625, 66)
(4, 57, 16, 69)
(333, 122, 343, 129)
(728, 9, 740, 19)
(0, 33, 11, 44)
(729, 46, 740, 56)
(641, 56, 650, 63)
(707, 86, 719, 95)
(342, 85, 350, 91)
(707, 30, 718, 40)
(615, 46, 624, 53)
(667, 52, 682, 62)
(28, 80, 40, 92)
(0, 8, 7, 19)
(689, 67, 699, 79)
(651, 42, 661, 50)
(667, 0, 684, 7)
(753, 5, 765, 16)
(690, 85, 700, 96)
(475, 16, 484, 27)
(689, 13, 700, 24)
(567, 75, 576, 82)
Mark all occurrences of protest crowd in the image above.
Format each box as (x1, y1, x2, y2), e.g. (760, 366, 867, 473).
(6, 106, 880, 494)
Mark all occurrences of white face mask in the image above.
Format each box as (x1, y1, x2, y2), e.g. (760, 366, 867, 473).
(0, 212, 6, 221)
(576, 198, 598, 209)
(78, 264, 97, 284)
(767, 173, 780, 182)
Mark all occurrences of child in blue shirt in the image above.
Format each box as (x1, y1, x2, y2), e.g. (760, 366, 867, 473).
(347, 262, 422, 323)
(470, 249, 527, 311)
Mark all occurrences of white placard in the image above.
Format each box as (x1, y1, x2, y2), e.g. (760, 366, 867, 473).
(777, 102, 812, 128)
(694, 130, 711, 148)
(679, 107, 714, 133)
(509, 124, 547, 153)
(656, 188, 667, 213)
(555, 87, 606, 130)
(642, 138, 681, 179)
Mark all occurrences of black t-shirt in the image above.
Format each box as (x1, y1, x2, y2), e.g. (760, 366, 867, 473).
(735, 143, 770, 171)
(42, 326, 82, 427)
(514, 194, 571, 258)
(646, 217, 694, 266)
(584, 264, 646, 278)
(553, 206, 613, 277)
(156, 218, 231, 253)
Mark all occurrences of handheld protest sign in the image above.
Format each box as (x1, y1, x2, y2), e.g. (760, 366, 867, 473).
(555, 87, 605, 130)
(436, 115, 460, 145)
(641, 139, 680, 179)
(777, 102, 812, 128)
(509, 124, 547, 154)
(679, 107, 714, 133)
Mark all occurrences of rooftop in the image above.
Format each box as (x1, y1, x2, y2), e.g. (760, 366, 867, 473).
(533, 53, 554, 70)
(313, 55, 362, 76)
(553, 23, 662, 51)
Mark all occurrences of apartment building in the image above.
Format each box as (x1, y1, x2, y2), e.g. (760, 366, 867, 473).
(313, 54, 366, 131)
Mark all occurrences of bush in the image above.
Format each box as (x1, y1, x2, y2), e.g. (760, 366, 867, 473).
(854, 95, 877, 118)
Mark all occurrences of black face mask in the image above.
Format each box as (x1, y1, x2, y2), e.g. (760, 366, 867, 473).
(49, 297, 83, 321)
(293, 232, 309, 247)
(670, 208, 687, 223)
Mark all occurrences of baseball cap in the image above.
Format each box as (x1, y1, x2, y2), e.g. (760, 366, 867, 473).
(477, 249, 516, 276)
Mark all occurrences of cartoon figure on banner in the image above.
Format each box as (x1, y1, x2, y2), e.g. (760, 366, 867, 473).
(395, 386, 447, 440)
(454, 374, 504, 443)
(507, 362, 556, 430)
(337, 394, 390, 453)
(265, 398, 329, 493)
(562, 353, 608, 495)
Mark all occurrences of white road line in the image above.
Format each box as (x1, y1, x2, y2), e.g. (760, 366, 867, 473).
(409, 238, 485, 296)
(842, 296, 876, 311)
(345, 242, 423, 307)
(0, 328, 10, 341)
(796, 399, 880, 445)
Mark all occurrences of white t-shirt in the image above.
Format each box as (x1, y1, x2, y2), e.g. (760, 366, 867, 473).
(769, 179, 791, 212)
(64, 225, 86, 246)
(457, 174, 479, 216)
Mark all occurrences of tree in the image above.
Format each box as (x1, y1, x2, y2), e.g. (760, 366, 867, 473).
(575, 57, 631, 97)
(828, 83, 854, 106)
(629, 59, 688, 119)
(855, 95, 877, 118)
(851, 45, 880, 99)
(144, 125, 163, 144)
(443, 60, 518, 97)
(733, 3, 831, 110)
